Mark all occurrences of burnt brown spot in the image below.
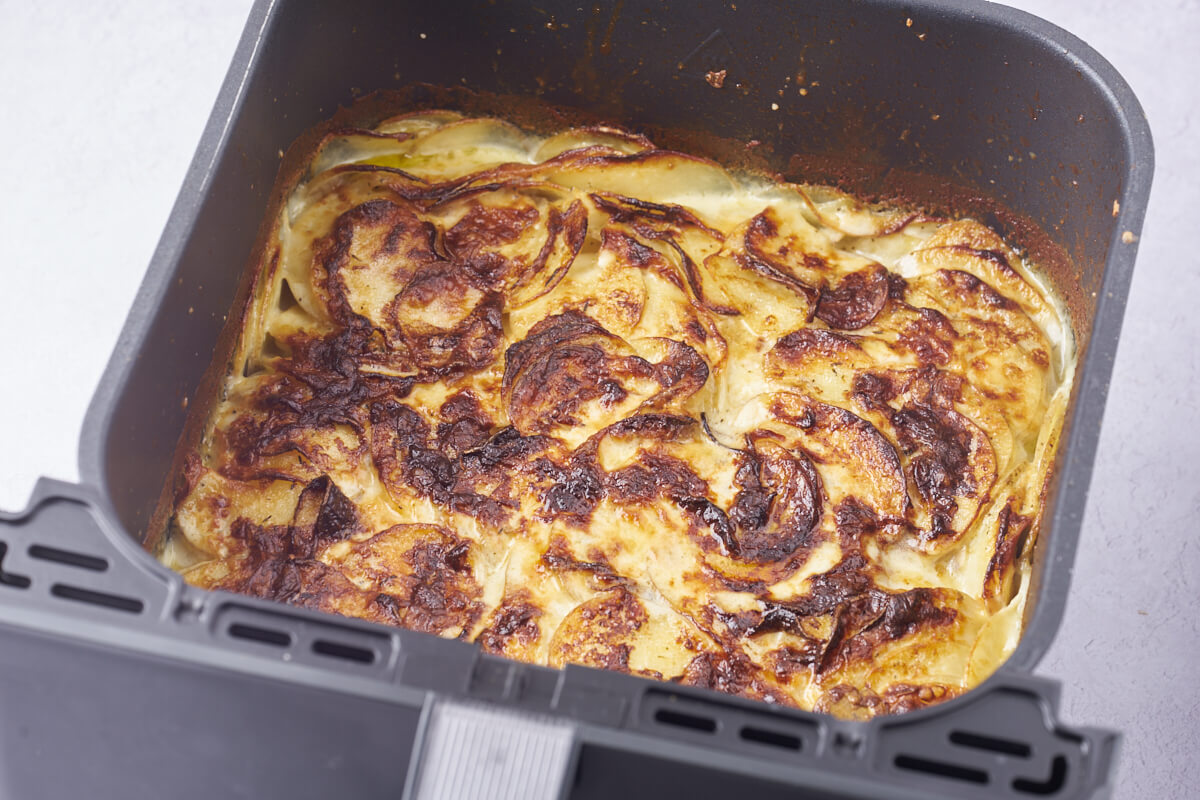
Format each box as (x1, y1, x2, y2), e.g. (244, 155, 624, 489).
(851, 371, 897, 413)
(804, 253, 829, 271)
(897, 307, 957, 366)
(514, 200, 589, 301)
(647, 340, 709, 407)
(754, 556, 957, 675)
(540, 538, 626, 586)
(596, 412, 697, 441)
(528, 412, 703, 519)
(769, 328, 861, 369)
(590, 192, 724, 240)
(479, 596, 543, 654)
(878, 213, 940, 236)
(602, 227, 678, 289)
(819, 682, 959, 717)
(503, 310, 658, 434)
(370, 400, 443, 496)
(672, 649, 791, 705)
(316, 198, 439, 326)
(370, 399, 515, 527)
(387, 269, 504, 375)
(711, 607, 766, 639)
(853, 369, 987, 540)
(877, 683, 960, 715)
(218, 321, 408, 483)
(730, 441, 822, 562)
(834, 498, 881, 549)
(230, 517, 293, 563)
(815, 265, 890, 330)
(676, 650, 757, 695)
(671, 240, 741, 316)
(818, 587, 956, 674)
(549, 587, 648, 672)
(235, 558, 377, 620)
(436, 392, 493, 457)
(891, 401, 974, 540)
(289, 475, 361, 558)
(769, 644, 822, 680)
(946, 244, 1015, 273)
(590, 194, 734, 314)
(607, 453, 708, 505)
(404, 564, 478, 634)
(445, 201, 541, 285)
(984, 502, 1032, 599)
(755, 555, 874, 631)
(939, 269, 1018, 310)
(370, 592, 406, 626)
(675, 495, 738, 553)
(887, 271, 909, 301)
(376, 530, 482, 636)
(539, 459, 605, 525)
(738, 213, 821, 307)
(436, 417, 493, 458)
(176, 452, 206, 509)
(458, 427, 554, 474)
(677, 441, 822, 564)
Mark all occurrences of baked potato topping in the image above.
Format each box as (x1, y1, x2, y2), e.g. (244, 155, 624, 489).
(160, 111, 1074, 718)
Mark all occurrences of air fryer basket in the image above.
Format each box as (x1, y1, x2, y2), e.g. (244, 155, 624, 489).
(0, 1, 1152, 798)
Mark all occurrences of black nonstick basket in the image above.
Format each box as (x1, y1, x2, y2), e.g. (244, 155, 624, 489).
(0, 2, 1152, 798)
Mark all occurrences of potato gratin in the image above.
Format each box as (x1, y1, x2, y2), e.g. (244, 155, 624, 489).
(161, 111, 1074, 718)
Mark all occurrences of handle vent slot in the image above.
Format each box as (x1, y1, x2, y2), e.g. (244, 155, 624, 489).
(50, 583, 144, 614)
(738, 725, 802, 751)
(643, 688, 818, 758)
(950, 730, 1033, 757)
(894, 754, 989, 785)
(28, 544, 108, 572)
(213, 601, 394, 671)
(227, 622, 292, 648)
(653, 708, 717, 733)
(312, 638, 377, 664)
(0, 541, 31, 589)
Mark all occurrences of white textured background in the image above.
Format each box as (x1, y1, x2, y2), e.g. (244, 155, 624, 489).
(0, 1, 1196, 797)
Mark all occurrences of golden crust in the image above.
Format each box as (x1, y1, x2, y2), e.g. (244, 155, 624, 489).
(160, 112, 1074, 718)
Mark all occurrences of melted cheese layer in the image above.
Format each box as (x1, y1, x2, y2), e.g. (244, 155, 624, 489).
(161, 111, 1075, 719)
